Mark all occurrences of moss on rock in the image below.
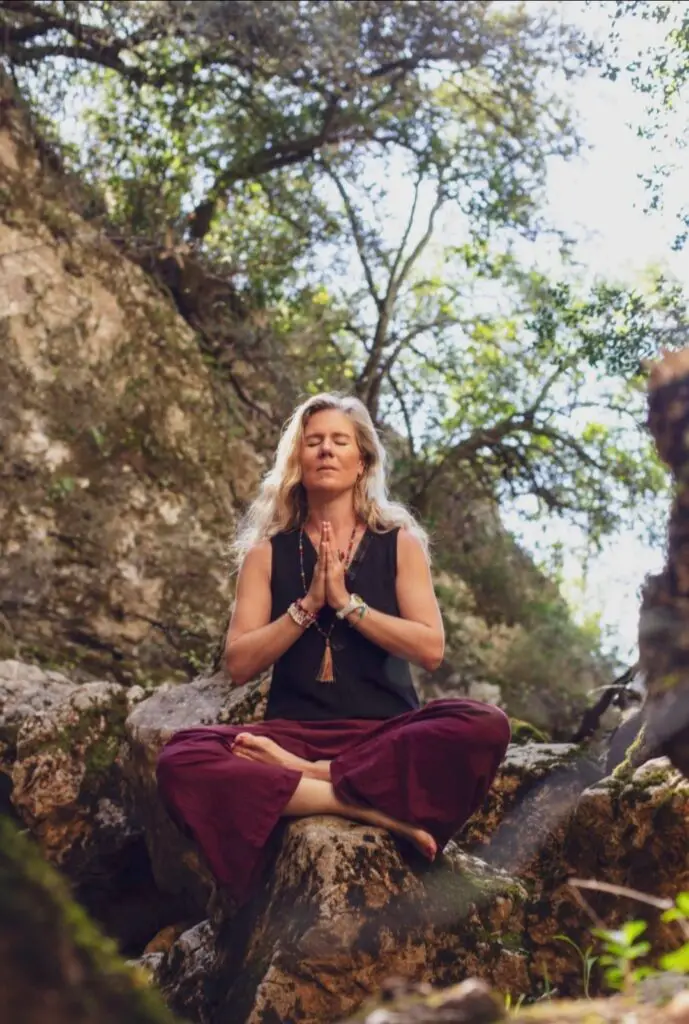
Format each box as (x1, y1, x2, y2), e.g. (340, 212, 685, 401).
(0, 813, 180, 1024)
(509, 719, 551, 745)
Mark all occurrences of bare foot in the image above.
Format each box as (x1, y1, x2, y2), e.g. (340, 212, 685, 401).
(280, 775, 437, 860)
(232, 733, 330, 780)
(391, 822, 438, 861)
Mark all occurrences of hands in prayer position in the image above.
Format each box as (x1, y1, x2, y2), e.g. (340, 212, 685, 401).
(302, 521, 350, 616)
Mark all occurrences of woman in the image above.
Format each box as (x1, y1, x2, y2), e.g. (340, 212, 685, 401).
(157, 394, 510, 903)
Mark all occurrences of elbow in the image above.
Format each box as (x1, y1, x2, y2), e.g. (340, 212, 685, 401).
(420, 654, 444, 673)
(225, 647, 249, 687)
(419, 638, 445, 674)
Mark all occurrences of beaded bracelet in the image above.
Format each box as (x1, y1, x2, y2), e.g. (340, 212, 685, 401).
(287, 600, 316, 629)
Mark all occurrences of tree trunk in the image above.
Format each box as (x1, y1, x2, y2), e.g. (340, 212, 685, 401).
(639, 351, 689, 778)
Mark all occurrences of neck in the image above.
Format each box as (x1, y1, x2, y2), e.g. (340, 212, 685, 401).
(305, 492, 358, 535)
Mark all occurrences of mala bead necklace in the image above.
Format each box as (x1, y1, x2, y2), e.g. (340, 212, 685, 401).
(299, 522, 357, 683)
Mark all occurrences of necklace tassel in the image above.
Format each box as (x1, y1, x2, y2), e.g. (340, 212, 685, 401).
(316, 639, 335, 683)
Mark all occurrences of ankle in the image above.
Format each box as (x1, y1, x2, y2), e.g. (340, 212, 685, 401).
(302, 760, 330, 781)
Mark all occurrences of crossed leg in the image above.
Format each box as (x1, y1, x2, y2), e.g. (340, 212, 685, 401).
(232, 732, 437, 860)
(232, 732, 331, 780)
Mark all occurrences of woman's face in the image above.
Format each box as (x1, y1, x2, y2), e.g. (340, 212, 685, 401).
(299, 408, 364, 496)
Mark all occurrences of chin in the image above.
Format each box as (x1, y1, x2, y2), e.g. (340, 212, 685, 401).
(306, 478, 351, 495)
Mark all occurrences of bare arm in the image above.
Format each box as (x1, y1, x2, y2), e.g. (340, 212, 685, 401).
(225, 542, 304, 686)
(338, 530, 445, 672)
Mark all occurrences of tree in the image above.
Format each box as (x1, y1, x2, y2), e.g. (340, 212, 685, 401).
(0, 0, 585, 249)
(307, 160, 673, 538)
(598, 1, 689, 248)
(2, 1, 676, 547)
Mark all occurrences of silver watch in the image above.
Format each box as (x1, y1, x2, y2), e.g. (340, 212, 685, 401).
(336, 593, 365, 619)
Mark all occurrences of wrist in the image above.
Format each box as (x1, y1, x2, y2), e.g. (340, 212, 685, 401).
(331, 592, 350, 614)
(301, 595, 322, 616)
(336, 593, 367, 621)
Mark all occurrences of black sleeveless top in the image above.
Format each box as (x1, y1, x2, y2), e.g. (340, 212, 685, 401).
(265, 527, 420, 721)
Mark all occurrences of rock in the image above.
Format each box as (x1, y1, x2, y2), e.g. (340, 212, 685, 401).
(156, 920, 217, 1024)
(0, 70, 269, 687)
(341, 978, 505, 1023)
(128, 951, 165, 981)
(604, 708, 650, 775)
(339, 980, 689, 1022)
(11, 680, 139, 878)
(121, 673, 268, 912)
(459, 743, 602, 875)
(159, 817, 528, 1024)
(143, 922, 193, 957)
(527, 757, 689, 996)
(0, 813, 180, 1024)
(641, 359, 689, 779)
(0, 658, 75, 772)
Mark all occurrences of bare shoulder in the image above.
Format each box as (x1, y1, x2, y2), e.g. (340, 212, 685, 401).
(242, 539, 272, 573)
(230, 540, 273, 635)
(396, 527, 429, 565)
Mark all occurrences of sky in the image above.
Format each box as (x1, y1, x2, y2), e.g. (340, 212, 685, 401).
(498, 1, 689, 661)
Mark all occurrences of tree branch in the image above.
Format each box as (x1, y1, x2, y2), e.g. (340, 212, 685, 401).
(189, 120, 374, 240)
(356, 179, 447, 413)
(387, 371, 417, 460)
(324, 163, 382, 311)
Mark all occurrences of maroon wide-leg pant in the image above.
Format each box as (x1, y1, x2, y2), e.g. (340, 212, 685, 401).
(156, 698, 510, 903)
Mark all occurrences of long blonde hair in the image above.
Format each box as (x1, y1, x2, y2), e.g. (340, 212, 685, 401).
(232, 393, 429, 567)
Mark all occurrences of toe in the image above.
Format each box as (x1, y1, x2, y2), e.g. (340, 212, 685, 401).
(242, 734, 263, 748)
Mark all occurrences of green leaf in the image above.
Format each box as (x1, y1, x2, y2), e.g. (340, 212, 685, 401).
(659, 944, 689, 973)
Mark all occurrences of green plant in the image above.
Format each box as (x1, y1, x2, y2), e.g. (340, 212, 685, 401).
(591, 891, 689, 993)
(659, 892, 689, 973)
(503, 992, 527, 1014)
(593, 920, 654, 992)
(555, 933, 598, 998)
(47, 475, 76, 500)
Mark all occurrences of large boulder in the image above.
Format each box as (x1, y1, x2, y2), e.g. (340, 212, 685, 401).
(339, 977, 689, 1023)
(460, 743, 602, 876)
(121, 672, 268, 913)
(0, 658, 75, 774)
(526, 757, 689, 997)
(11, 680, 143, 878)
(1, 662, 188, 953)
(0, 813, 180, 1024)
(157, 818, 529, 1024)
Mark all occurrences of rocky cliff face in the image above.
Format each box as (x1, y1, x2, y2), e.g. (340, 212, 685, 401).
(0, 74, 269, 685)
